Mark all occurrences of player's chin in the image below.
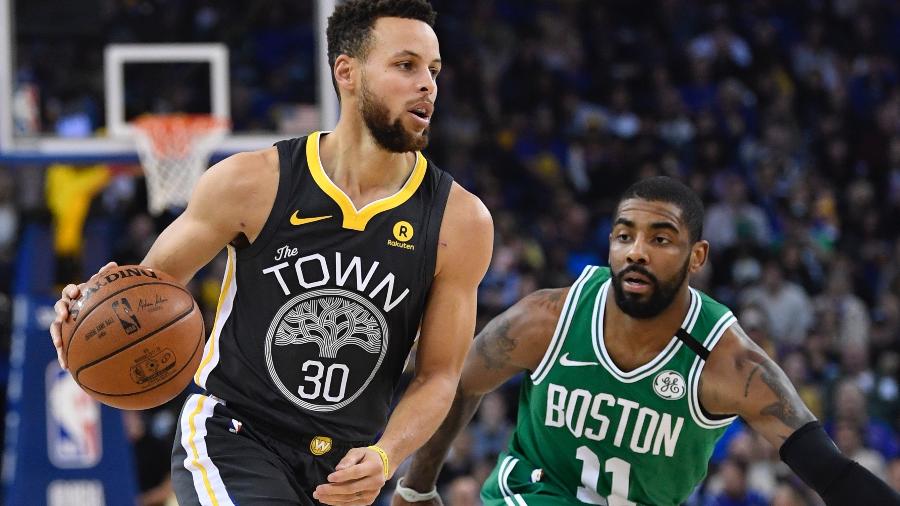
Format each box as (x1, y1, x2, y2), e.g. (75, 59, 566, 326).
(621, 285, 654, 298)
(404, 126, 430, 150)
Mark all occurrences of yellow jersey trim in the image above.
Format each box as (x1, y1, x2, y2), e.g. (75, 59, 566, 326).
(194, 246, 235, 385)
(305, 131, 428, 231)
(187, 396, 221, 505)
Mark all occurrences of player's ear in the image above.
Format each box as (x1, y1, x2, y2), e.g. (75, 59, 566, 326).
(689, 240, 709, 273)
(334, 55, 356, 96)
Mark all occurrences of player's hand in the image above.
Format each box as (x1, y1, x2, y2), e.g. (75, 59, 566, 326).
(49, 261, 118, 369)
(314, 446, 387, 505)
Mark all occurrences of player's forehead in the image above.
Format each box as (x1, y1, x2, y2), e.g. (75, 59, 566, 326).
(368, 17, 440, 61)
(614, 199, 684, 230)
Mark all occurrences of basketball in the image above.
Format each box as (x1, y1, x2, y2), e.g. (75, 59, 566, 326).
(60, 265, 205, 410)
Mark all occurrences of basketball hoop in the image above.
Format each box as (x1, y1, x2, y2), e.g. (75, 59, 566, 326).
(130, 114, 229, 215)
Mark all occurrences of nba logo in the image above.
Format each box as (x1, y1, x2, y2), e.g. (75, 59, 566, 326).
(111, 297, 141, 334)
(46, 362, 102, 468)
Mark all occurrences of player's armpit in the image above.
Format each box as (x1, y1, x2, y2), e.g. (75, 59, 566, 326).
(698, 324, 815, 447)
(141, 148, 278, 284)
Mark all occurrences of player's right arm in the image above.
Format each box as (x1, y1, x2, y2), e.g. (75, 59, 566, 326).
(392, 288, 567, 505)
(139, 148, 277, 283)
(49, 148, 279, 368)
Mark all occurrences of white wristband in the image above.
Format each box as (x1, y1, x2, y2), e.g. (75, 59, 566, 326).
(395, 478, 439, 502)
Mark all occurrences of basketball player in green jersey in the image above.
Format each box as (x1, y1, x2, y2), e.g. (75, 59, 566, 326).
(394, 177, 899, 505)
(49, 1, 494, 505)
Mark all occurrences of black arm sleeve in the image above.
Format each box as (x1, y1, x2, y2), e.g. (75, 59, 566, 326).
(779, 421, 900, 505)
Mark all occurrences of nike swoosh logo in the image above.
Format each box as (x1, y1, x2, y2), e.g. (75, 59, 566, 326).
(290, 211, 332, 226)
(559, 353, 599, 367)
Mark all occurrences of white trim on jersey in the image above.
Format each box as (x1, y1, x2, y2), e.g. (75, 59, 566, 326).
(531, 266, 598, 385)
(498, 455, 528, 506)
(591, 282, 702, 383)
(195, 246, 237, 388)
(179, 394, 236, 506)
(687, 312, 739, 429)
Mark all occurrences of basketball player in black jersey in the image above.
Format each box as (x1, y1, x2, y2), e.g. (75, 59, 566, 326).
(49, 1, 494, 505)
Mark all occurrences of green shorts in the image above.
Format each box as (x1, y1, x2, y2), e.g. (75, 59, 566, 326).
(481, 451, 584, 506)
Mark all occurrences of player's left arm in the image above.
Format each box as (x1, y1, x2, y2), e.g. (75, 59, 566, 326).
(314, 183, 493, 506)
(701, 324, 900, 505)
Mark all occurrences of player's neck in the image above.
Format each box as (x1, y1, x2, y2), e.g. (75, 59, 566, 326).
(319, 122, 417, 202)
(605, 285, 693, 353)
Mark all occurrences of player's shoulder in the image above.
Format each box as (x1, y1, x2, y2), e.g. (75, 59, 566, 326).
(186, 147, 279, 233)
(690, 286, 737, 338)
(445, 181, 492, 230)
(515, 287, 570, 324)
(200, 147, 279, 197)
(694, 287, 732, 315)
(434, 182, 494, 279)
(481, 288, 570, 366)
(698, 307, 763, 400)
(213, 147, 278, 178)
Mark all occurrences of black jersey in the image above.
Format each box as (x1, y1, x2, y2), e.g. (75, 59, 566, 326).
(193, 131, 453, 442)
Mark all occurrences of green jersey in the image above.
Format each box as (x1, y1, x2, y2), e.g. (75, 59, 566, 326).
(483, 265, 738, 506)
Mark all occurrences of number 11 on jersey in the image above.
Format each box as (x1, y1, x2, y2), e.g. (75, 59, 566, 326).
(576, 446, 636, 506)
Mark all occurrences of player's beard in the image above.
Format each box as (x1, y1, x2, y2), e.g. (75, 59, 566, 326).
(359, 78, 429, 153)
(611, 256, 691, 319)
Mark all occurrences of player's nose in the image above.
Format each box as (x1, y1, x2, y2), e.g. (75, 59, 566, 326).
(416, 68, 436, 95)
(625, 238, 649, 265)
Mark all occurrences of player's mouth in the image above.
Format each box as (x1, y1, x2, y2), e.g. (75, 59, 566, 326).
(622, 272, 654, 294)
(407, 102, 433, 127)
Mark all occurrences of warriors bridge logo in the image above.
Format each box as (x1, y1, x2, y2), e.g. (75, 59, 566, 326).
(264, 288, 388, 412)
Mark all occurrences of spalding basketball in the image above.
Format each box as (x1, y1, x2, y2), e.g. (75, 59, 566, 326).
(61, 265, 204, 410)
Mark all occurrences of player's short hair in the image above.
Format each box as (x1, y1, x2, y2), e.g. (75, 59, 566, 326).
(326, 0, 437, 97)
(616, 176, 705, 243)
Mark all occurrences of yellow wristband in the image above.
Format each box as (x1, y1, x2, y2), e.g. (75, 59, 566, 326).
(368, 445, 389, 479)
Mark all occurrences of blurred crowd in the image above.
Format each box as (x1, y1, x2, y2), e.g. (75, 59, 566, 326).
(4, 0, 900, 505)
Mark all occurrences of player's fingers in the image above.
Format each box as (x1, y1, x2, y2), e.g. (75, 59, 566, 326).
(55, 343, 67, 369)
(315, 487, 378, 505)
(83, 261, 117, 285)
(50, 320, 61, 346)
(53, 299, 69, 320)
(96, 262, 118, 277)
(319, 475, 381, 495)
(334, 447, 367, 471)
(62, 283, 79, 301)
(50, 320, 67, 368)
(328, 464, 378, 484)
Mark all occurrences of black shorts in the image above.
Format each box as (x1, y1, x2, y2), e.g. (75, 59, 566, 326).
(171, 393, 367, 506)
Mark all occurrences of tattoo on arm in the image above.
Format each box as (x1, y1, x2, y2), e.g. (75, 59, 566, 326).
(539, 289, 563, 308)
(743, 364, 762, 397)
(474, 289, 562, 370)
(758, 360, 808, 435)
(475, 317, 515, 370)
(739, 347, 812, 437)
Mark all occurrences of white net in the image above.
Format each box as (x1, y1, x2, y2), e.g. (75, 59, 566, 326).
(131, 114, 229, 215)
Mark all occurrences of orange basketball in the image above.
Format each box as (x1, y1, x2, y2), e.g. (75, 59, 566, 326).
(60, 265, 204, 410)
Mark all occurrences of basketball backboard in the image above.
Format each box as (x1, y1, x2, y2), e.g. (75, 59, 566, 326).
(0, 0, 337, 163)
